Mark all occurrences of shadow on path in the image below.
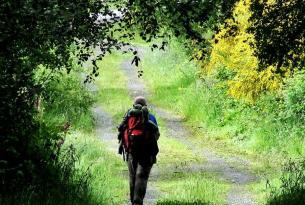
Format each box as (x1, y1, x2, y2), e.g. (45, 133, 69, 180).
(156, 200, 213, 205)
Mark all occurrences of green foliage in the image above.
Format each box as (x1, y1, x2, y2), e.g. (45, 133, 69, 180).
(39, 69, 95, 131)
(250, 0, 305, 71)
(125, 0, 237, 53)
(1, 64, 96, 202)
(266, 158, 305, 205)
(281, 71, 305, 123)
(140, 39, 305, 161)
(1, 144, 92, 205)
(0, 0, 141, 195)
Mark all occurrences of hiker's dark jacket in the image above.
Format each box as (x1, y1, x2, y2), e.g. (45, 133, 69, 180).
(118, 109, 159, 164)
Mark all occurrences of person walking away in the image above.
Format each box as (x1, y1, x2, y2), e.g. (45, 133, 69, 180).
(117, 96, 159, 205)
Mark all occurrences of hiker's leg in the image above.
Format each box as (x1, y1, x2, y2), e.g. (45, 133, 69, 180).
(127, 154, 138, 203)
(133, 164, 152, 205)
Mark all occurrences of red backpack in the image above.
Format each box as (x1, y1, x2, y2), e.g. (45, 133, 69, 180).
(123, 104, 149, 152)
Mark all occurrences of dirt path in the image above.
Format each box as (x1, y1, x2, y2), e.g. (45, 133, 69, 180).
(87, 48, 159, 204)
(120, 47, 258, 205)
(92, 97, 159, 205)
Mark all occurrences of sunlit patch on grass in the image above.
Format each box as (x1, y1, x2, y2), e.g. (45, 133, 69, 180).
(156, 172, 230, 205)
(95, 52, 133, 122)
(66, 131, 128, 205)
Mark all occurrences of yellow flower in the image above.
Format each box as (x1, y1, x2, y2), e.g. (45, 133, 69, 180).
(201, 0, 282, 102)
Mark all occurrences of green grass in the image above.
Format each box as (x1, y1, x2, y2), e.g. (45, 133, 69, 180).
(156, 172, 230, 205)
(156, 119, 204, 166)
(138, 40, 289, 172)
(93, 48, 231, 205)
(95, 52, 133, 122)
(65, 131, 128, 205)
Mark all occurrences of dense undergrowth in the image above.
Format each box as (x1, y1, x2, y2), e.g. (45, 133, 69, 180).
(137, 35, 305, 204)
(140, 39, 305, 160)
(1, 64, 127, 205)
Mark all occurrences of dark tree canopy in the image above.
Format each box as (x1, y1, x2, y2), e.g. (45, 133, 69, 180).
(0, 0, 126, 192)
(250, 0, 305, 72)
(125, 0, 237, 54)
(0, 0, 238, 192)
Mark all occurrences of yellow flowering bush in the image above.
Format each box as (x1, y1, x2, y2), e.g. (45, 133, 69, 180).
(203, 0, 282, 102)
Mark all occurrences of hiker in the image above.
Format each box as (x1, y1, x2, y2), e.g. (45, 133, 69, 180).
(117, 96, 159, 205)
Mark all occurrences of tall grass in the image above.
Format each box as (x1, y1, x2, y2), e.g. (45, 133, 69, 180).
(65, 131, 128, 205)
(139, 39, 305, 163)
(266, 157, 305, 205)
(1, 63, 128, 204)
(156, 172, 229, 205)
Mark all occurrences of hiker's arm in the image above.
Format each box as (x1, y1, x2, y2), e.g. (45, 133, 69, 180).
(155, 125, 160, 141)
(152, 115, 160, 140)
(148, 114, 160, 140)
(117, 110, 129, 132)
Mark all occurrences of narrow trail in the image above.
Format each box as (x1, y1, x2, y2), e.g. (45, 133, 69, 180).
(87, 46, 158, 205)
(120, 47, 259, 205)
(91, 88, 159, 205)
(93, 106, 163, 205)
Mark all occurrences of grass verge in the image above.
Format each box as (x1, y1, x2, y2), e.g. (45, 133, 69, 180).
(156, 172, 230, 205)
(65, 131, 128, 205)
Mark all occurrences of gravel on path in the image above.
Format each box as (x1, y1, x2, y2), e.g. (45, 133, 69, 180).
(120, 47, 258, 205)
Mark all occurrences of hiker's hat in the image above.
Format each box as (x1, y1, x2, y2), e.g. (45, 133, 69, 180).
(134, 96, 147, 106)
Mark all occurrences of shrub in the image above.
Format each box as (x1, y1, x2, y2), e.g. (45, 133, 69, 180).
(203, 0, 282, 102)
(0, 68, 96, 204)
(0, 144, 92, 205)
(282, 70, 305, 123)
(267, 158, 305, 205)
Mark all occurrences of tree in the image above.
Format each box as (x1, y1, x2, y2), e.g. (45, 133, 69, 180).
(0, 0, 126, 192)
(124, 0, 237, 54)
(250, 0, 305, 73)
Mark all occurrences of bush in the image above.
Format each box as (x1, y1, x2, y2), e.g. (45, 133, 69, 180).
(38, 69, 95, 132)
(267, 158, 305, 205)
(282, 70, 305, 124)
(0, 68, 96, 204)
(0, 144, 92, 205)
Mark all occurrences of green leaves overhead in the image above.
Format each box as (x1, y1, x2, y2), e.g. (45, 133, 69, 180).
(125, 0, 237, 51)
(250, 0, 305, 72)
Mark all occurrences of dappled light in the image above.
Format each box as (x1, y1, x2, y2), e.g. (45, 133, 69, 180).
(2, 0, 305, 205)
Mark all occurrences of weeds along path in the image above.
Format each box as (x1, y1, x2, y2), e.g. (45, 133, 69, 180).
(120, 47, 258, 205)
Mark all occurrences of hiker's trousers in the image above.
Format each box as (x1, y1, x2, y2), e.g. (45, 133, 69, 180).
(127, 153, 152, 205)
